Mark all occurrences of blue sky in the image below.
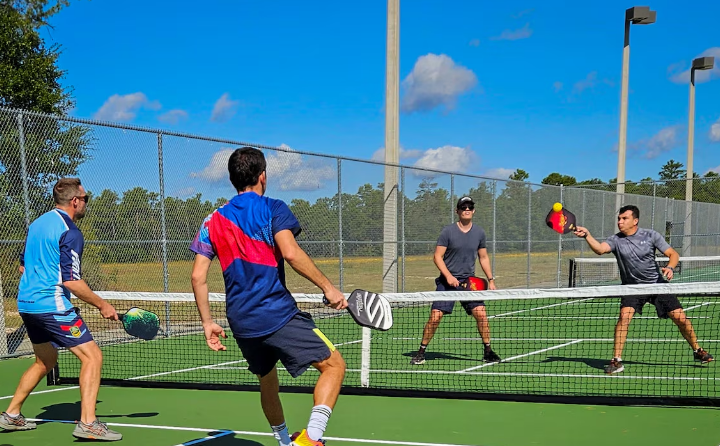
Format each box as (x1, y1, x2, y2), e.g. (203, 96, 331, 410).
(42, 0, 720, 200)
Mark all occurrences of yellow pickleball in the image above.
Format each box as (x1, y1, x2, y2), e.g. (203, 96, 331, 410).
(553, 202, 562, 213)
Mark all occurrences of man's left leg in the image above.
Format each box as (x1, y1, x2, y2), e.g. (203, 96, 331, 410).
(667, 308, 714, 363)
(468, 303, 501, 362)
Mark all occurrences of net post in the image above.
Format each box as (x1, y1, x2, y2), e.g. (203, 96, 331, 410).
(360, 327, 371, 388)
(46, 363, 60, 386)
(568, 259, 576, 288)
(0, 266, 7, 356)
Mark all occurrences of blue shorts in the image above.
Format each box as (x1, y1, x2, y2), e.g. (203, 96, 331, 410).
(20, 307, 93, 348)
(234, 312, 334, 378)
(431, 277, 485, 315)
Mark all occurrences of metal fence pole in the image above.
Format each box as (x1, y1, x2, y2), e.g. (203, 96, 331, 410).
(157, 133, 170, 336)
(651, 182, 657, 231)
(16, 113, 31, 230)
(492, 180, 497, 274)
(527, 185, 532, 288)
(0, 267, 7, 356)
(580, 189, 586, 257)
(337, 159, 344, 292)
(450, 174, 455, 224)
(401, 168, 406, 292)
(556, 185, 563, 288)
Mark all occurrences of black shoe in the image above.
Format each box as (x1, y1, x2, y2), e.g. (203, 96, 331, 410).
(410, 352, 425, 365)
(604, 358, 624, 374)
(694, 348, 714, 364)
(483, 349, 501, 362)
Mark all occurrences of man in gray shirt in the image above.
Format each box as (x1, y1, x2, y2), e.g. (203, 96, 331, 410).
(410, 197, 501, 365)
(574, 204, 713, 374)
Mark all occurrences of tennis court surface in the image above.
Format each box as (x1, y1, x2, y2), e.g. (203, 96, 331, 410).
(4, 280, 720, 445)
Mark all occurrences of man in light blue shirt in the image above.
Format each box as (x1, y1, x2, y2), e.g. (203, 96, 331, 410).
(0, 178, 122, 441)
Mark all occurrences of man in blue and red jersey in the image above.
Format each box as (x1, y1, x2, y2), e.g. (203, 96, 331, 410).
(190, 147, 347, 446)
(0, 178, 122, 441)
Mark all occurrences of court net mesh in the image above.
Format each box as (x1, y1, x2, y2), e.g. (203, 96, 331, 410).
(569, 255, 720, 287)
(50, 282, 720, 406)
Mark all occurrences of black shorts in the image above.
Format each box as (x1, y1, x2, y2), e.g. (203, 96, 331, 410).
(621, 294, 683, 319)
(234, 312, 334, 378)
(430, 277, 485, 315)
(20, 307, 94, 348)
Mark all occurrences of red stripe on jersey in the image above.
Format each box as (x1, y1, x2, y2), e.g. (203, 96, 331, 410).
(208, 212, 278, 271)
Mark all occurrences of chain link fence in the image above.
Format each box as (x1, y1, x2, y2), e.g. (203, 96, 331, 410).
(2, 107, 720, 356)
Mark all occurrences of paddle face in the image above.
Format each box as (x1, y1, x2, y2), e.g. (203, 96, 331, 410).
(460, 276, 488, 291)
(346, 289, 393, 331)
(121, 307, 160, 340)
(545, 207, 577, 234)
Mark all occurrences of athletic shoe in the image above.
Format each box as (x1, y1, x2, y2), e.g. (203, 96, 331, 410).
(72, 419, 122, 441)
(483, 349, 501, 362)
(409, 351, 425, 365)
(694, 348, 714, 364)
(604, 358, 624, 374)
(291, 429, 326, 446)
(0, 412, 36, 431)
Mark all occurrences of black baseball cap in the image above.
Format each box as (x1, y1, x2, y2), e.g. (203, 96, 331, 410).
(456, 196, 475, 209)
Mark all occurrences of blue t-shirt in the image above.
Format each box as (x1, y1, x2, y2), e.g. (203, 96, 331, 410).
(18, 209, 84, 314)
(190, 192, 302, 338)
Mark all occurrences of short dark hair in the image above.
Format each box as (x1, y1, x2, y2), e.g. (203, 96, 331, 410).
(53, 178, 82, 205)
(619, 205, 639, 219)
(228, 147, 266, 191)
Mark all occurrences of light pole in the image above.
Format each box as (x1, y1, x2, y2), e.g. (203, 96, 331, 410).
(383, 0, 399, 294)
(616, 6, 656, 211)
(683, 56, 715, 256)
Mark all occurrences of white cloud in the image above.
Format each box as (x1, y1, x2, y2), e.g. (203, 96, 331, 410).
(175, 187, 196, 198)
(553, 81, 563, 93)
(266, 145, 335, 191)
(512, 9, 534, 19)
(491, 23, 532, 41)
(190, 148, 234, 182)
(625, 126, 683, 159)
(710, 118, 720, 142)
(190, 145, 335, 191)
(94, 92, 161, 122)
(669, 47, 720, 84)
(469, 39, 480, 47)
(573, 72, 598, 94)
(158, 109, 189, 125)
(371, 147, 424, 162)
(410, 145, 477, 177)
(211, 93, 240, 122)
(707, 166, 720, 175)
(401, 54, 478, 113)
(483, 168, 514, 179)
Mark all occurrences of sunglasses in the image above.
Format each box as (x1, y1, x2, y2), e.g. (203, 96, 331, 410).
(458, 205, 474, 211)
(74, 195, 89, 203)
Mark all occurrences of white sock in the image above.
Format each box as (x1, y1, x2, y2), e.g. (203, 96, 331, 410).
(307, 405, 332, 441)
(5, 412, 19, 418)
(271, 421, 292, 446)
(614, 357, 622, 362)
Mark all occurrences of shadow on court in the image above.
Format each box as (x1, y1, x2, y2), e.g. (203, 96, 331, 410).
(181, 431, 264, 446)
(542, 356, 708, 370)
(35, 401, 159, 421)
(401, 351, 479, 362)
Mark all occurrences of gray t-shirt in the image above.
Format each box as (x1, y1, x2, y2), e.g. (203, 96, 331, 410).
(437, 223, 487, 279)
(605, 228, 672, 284)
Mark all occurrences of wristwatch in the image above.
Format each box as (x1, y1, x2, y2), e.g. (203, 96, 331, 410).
(488, 277, 495, 281)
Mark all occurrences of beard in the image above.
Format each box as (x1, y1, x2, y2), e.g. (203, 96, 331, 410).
(75, 207, 86, 220)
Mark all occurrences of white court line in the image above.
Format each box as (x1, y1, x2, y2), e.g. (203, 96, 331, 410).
(392, 337, 720, 342)
(489, 298, 596, 319)
(490, 316, 710, 319)
(27, 418, 479, 446)
(458, 340, 584, 373)
(129, 359, 249, 380)
(0, 385, 80, 401)
(684, 302, 712, 312)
